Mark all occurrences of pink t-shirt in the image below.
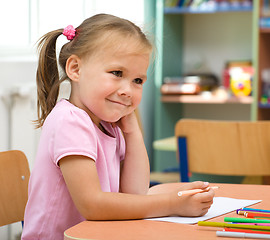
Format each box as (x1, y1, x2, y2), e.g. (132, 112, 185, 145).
(21, 99, 125, 240)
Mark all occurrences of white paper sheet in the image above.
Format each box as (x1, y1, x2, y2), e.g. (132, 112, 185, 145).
(146, 197, 261, 224)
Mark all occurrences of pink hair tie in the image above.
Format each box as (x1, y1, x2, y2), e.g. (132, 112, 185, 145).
(63, 25, 76, 40)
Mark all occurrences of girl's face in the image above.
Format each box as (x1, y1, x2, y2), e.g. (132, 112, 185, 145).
(68, 45, 150, 126)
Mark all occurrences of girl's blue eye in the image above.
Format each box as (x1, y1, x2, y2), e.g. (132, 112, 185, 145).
(111, 71, 122, 77)
(134, 78, 143, 85)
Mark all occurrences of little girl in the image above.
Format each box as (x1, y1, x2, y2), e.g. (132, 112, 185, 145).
(22, 14, 215, 239)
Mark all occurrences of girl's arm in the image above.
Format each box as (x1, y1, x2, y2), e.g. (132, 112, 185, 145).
(115, 111, 150, 195)
(60, 156, 214, 221)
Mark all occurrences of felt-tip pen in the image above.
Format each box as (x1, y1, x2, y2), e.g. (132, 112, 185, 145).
(223, 227, 270, 234)
(198, 221, 270, 231)
(224, 217, 270, 223)
(216, 231, 270, 239)
(241, 208, 270, 213)
(245, 212, 270, 219)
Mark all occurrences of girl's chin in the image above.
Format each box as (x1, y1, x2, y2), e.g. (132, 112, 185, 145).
(101, 110, 133, 123)
(102, 116, 122, 123)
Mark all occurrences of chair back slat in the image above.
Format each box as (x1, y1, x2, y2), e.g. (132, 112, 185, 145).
(0, 150, 30, 226)
(175, 120, 270, 176)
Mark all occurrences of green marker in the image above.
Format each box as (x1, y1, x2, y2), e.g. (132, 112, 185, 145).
(224, 217, 270, 223)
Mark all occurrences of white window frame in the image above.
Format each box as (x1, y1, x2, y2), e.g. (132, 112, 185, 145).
(0, 0, 144, 58)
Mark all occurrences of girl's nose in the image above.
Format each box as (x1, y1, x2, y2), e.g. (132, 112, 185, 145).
(118, 81, 132, 98)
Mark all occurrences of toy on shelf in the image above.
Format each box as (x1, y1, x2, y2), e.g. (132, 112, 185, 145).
(230, 67, 253, 97)
(223, 60, 253, 97)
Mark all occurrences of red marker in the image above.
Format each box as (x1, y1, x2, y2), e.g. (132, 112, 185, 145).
(224, 227, 270, 235)
(245, 212, 270, 219)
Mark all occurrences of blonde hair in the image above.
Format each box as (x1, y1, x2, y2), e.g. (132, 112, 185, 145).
(35, 13, 153, 128)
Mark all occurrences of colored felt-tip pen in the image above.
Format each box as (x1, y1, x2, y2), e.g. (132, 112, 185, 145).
(245, 212, 270, 219)
(177, 186, 219, 197)
(238, 210, 270, 216)
(198, 221, 270, 231)
(223, 227, 270, 234)
(229, 222, 270, 227)
(224, 217, 270, 223)
(241, 208, 270, 213)
(216, 231, 270, 239)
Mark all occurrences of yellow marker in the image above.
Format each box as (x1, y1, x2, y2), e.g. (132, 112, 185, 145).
(198, 221, 270, 231)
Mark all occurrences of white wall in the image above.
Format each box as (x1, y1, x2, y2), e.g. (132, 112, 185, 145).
(183, 11, 252, 81)
(0, 57, 38, 155)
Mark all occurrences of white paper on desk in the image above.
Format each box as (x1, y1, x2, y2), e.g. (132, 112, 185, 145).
(146, 197, 261, 224)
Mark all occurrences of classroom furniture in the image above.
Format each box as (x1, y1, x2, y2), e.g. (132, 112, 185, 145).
(152, 136, 177, 151)
(146, 0, 270, 172)
(175, 119, 270, 184)
(64, 183, 270, 240)
(257, 0, 270, 120)
(0, 150, 30, 227)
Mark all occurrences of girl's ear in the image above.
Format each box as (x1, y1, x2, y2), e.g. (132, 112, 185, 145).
(66, 55, 81, 82)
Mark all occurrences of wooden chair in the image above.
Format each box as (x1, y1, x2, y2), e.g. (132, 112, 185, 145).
(0, 150, 30, 227)
(175, 119, 270, 184)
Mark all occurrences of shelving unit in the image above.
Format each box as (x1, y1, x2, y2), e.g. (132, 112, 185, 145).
(161, 95, 253, 104)
(260, 28, 270, 33)
(152, 0, 258, 171)
(164, 4, 252, 14)
(256, 0, 270, 119)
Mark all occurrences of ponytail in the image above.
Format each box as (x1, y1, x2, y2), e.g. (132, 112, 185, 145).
(35, 29, 64, 128)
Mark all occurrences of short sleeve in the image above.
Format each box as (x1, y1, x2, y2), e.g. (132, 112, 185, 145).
(52, 108, 98, 165)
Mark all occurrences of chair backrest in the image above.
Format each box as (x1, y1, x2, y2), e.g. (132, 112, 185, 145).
(0, 150, 30, 226)
(175, 119, 270, 181)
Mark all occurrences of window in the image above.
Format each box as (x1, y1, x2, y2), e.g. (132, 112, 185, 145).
(0, 0, 30, 47)
(0, 0, 144, 57)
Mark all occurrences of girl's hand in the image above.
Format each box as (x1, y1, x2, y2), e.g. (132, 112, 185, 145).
(176, 181, 210, 192)
(112, 111, 139, 134)
(167, 181, 215, 217)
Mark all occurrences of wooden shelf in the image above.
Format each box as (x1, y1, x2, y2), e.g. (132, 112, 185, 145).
(161, 95, 253, 104)
(164, 5, 252, 14)
(260, 28, 270, 33)
(259, 103, 270, 108)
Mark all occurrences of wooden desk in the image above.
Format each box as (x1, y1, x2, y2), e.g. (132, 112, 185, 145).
(64, 183, 270, 240)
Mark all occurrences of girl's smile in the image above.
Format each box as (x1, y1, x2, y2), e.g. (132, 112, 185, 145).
(106, 98, 131, 107)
